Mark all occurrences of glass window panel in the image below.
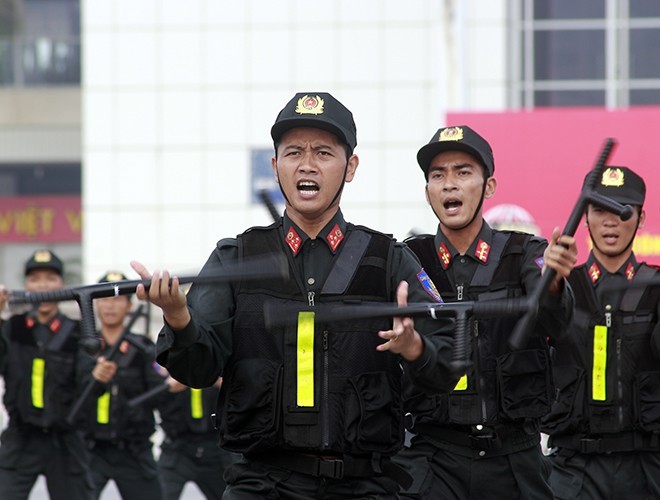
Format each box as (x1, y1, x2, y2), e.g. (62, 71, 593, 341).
(0, 164, 81, 196)
(630, 89, 660, 105)
(0, 38, 14, 85)
(534, 30, 605, 80)
(630, 0, 660, 18)
(534, 90, 605, 107)
(533, 0, 605, 19)
(630, 29, 660, 78)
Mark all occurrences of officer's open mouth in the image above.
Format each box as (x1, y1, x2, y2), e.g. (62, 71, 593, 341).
(444, 199, 462, 209)
(297, 181, 320, 194)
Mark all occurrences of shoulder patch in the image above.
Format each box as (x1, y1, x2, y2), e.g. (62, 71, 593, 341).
(417, 269, 443, 303)
(535, 257, 544, 269)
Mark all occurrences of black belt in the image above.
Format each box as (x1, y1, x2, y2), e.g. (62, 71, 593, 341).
(249, 451, 412, 489)
(551, 431, 660, 454)
(417, 423, 538, 451)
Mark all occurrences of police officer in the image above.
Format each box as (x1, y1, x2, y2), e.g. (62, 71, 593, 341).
(395, 126, 578, 498)
(0, 249, 93, 500)
(79, 271, 165, 499)
(542, 167, 660, 499)
(132, 91, 455, 498)
(158, 376, 238, 499)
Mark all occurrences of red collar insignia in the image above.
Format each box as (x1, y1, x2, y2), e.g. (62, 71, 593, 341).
(49, 317, 61, 333)
(285, 226, 302, 255)
(326, 224, 344, 252)
(26, 317, 35, 328)
(589, 262, 601, 283)
(625, 262, 635, 281)
(119, 340, 130, 354)
(475, 239, 490, 263)
(437, 243, 451, 269)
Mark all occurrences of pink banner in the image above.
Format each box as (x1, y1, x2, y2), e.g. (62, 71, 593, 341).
(0, 195, 82, 243)
(448, 107, 660, 265)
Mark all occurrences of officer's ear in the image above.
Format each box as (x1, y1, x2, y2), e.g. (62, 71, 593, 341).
(638, 208, 646, 230)
(344, 154, 359, 183)
(484, 177, 497, 199)
(271, 156, 279, 184)
(425, 185, 431, 205)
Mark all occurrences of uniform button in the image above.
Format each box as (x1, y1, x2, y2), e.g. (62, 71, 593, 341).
(476, 424, 483, 431)
(307, 277, 315, 285)
(460, 258, 466, 264)
(478, 450, 486, 457)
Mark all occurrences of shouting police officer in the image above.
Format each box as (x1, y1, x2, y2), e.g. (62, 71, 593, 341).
(395, 126, 577, 499)
(132, 92, 456, 498)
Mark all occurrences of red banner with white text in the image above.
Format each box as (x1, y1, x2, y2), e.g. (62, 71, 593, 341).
(0, 196, 82, 242)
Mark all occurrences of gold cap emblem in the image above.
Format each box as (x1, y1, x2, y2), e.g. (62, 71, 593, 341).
(601, 168, 624, 187)
(105, 272, 124, 282)
(295, 95, 324, 115)
(34, 250, 53, 263)
(438, 127, 464, 142)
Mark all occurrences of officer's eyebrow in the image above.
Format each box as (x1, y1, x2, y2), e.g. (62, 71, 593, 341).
(428, 163, 475, 172)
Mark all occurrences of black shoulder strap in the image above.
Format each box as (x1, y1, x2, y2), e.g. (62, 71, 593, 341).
(321, 229, 372, 295)
(620, 264, 658, 312)
(470, 232, 514, 287)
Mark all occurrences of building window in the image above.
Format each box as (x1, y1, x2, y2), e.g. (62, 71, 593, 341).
(512, 0, 660, 107)
(0, 0, 80, 87)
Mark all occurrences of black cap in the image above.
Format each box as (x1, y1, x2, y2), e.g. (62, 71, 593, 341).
(417, 125, 495, 178)
(24, 249, 63, 276)
(271, 92, 357, 153)
(587, 166, 646, 207)
(98, 271, 132, 299)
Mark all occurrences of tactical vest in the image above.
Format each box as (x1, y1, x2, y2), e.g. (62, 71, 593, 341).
(542, 263, 660, 439)
(405, 232, 553, 427)
(88, 333, 158, 442)
(3, 313, 79, 430)
(160, 386, 219, 439)
(217, 223, 403, 456)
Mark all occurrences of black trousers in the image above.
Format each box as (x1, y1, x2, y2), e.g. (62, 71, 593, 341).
(222, 457, 400, 499)
(158, 438, 239, 500)
(549, 448, 660, 499)
(393, 434, 553, 500)
(0, 424, 93, 500)
(89, 440, 163, 500)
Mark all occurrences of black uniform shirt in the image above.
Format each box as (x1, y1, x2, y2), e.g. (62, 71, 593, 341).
(434, 221, 572, 337)
(156, 209, 456, 395)
(587, 252, 639, 310)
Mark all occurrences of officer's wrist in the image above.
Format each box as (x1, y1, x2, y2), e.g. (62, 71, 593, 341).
(401, 331, 424, 362)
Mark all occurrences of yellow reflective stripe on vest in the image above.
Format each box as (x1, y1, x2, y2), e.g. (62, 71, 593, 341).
(297, 311, 315, 407)
(97, 392, 111, 424)
(31, 358, 45, 408)
(190, 388, 203, 419)
(453, 374, 468, 391)
(592, 325, 608, 401)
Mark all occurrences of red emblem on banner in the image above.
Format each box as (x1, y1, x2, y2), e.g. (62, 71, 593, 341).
(437, 243, 451, 269)
(625, 262, 635, 281)
(285, 226, 302, 255)
(589, 262, 601, 283)
(326, 224, 344, 252)
(475, 239, 490, 263)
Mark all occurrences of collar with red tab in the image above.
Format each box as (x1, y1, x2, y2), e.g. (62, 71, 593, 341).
(283, 212, 347, 256)
(25, 315, 62, 332)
